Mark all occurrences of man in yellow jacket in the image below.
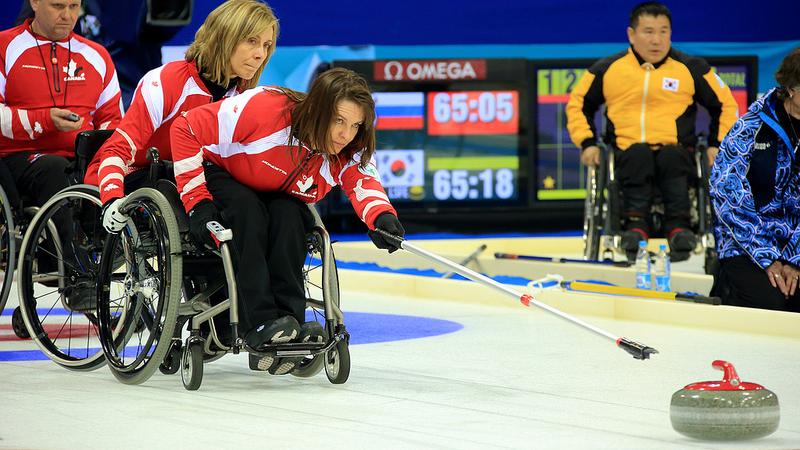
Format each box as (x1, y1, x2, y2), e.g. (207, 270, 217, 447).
(567, 1, 738, 261)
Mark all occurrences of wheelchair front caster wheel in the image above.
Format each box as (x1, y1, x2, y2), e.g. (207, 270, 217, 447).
(159, 340, 182, 375)
(181, 341, 204, 390)
(324, 339, 350, 385)
(12, 306, 29, 339)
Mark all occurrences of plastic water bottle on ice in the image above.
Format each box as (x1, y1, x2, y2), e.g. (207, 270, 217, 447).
(635, 240, 652, 290)
(654, 243, 671, 292)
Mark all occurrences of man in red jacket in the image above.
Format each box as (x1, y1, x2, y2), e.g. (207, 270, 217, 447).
(0, 0, 121, 209)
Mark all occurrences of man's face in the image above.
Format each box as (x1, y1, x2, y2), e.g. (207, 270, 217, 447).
(627, 14, 671, 64)
(30, 0, 82, 40)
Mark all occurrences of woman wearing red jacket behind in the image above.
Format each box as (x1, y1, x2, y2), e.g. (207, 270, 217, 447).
(90, 0, 278, 228)
(170, 68, 405, 374)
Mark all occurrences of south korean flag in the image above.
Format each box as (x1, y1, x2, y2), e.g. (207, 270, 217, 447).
(662, 77, 679, 92)
(375, 149, 425, 188)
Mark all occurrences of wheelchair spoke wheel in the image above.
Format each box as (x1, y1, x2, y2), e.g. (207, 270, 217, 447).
(16, 185, 106, 371)
(97, 188, 182, 385)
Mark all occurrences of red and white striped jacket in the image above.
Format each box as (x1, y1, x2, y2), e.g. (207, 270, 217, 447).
(87, 60, 239, 203)
(0, 19, 122, 158)
(170, 88, 397, 229)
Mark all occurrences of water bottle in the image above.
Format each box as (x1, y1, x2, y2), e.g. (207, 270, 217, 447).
(654, 243, 671, 292)
(635, 240, 652, 290)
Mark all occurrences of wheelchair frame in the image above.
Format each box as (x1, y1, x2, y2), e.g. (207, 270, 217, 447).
(582, 141, 718, 273)
(96, 181, 350, 390)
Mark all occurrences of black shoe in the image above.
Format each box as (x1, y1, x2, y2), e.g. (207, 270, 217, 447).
(248, 353, 301, 375)
(64, 284, 97, 312)
(667, 228, 696, 253)
(296, 321, 325, 344)
(244, 316, 300, 350)
(621, 228, 649, 262)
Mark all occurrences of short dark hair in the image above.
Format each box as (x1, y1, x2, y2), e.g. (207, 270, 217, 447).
(630, 2, 672, 28)
(775, 47, 800, 101)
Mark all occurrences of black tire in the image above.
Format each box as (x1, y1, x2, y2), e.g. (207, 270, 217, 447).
(97, 188, 182, 385)
(290, 327, 328, 378)
(0, 185, 15, 314)
(11, 306, 29, 339)
(181, 341, 204, 391)
(324, 336, 350, 385)
(158, 340, 182, 375)
(582, 156, 606, 261)
(16, 185, 106, 371)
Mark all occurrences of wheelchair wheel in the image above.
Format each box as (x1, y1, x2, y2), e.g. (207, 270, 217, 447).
(181, 340, 204, 391)
(16, 185, 106, 370)
(11, 306, 28, 339)
(0, 185, 15, 314)
(291, 325, 328, 378)
(324, 336, 350, 384)
(97, 188, 182, 385)
(583, 151, 607, 261)
(159, 339, 182, 375)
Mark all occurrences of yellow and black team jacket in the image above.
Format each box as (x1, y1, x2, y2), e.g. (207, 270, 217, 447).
(566, 47, 739, 151)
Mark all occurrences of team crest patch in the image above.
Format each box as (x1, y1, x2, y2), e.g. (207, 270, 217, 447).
(358, 163, 381, 180)
(662, 77, 679, 92)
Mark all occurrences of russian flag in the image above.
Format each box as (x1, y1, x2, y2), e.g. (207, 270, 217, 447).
(373, 92, 424, 130)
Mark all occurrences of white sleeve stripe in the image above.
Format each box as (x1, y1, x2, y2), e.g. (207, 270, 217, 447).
(0, 71, 6, 98)
(99, 155, 126, 172)
(179, 172, 207, 198)
(173, 148, 204, 176)
(360, 199, 391, 223)
(354, 178, 391, 203)
(99, 121, 111, 130)
(96, 70, 120, 110)
(140, 67, 165, 131)
(0, 105, 13, 139)
(18, 109, 33, 139)
(217, 87, 264, 144)
(203, 126, 293, 158)
(115, 128, 137, 164)
(5, 32, 37, 77)
(163, 77, 208, 123)
(100, 172, 124, 187)
(319, 156, 337, 187)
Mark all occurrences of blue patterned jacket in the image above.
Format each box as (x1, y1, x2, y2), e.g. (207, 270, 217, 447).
(711, 88, 800, 269)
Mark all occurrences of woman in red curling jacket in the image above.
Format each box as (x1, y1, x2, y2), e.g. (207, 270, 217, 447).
(89, 0, 279, 232)
(170, 68, 405, 375)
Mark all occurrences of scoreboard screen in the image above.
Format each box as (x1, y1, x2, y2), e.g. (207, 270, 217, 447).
(333, 59, 529, 211)
(533, 56, 758, 201)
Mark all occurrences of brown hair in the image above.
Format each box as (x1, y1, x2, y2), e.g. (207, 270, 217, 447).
(288, 68, 376, 167)
(185, 0, 278, 90)
(776, 47, 800, 101)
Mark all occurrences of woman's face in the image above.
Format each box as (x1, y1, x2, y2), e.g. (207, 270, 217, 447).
(326, 99, 365, 154)
(229, 26, 275, 81)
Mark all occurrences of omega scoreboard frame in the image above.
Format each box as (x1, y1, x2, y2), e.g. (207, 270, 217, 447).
(332, 58, 532, 216)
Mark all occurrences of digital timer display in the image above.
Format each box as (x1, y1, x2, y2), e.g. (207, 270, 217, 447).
(330, 58, 528, 212)
(427, 91, 518, 135)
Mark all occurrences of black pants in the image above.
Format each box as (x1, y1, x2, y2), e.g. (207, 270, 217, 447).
(712, 256, 800, 312)
(204, 165, 313, 333)
(615, 144, 694, 230)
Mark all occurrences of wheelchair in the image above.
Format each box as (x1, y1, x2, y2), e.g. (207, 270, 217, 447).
(12, 130, 114, 370)
(95, 177, 350, 391)
(582, 138, 717, 274)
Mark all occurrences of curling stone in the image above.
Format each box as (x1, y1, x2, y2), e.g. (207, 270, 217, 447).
(670, 360, 779, 440)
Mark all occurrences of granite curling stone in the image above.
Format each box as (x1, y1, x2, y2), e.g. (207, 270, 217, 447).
(670, 360, 779, 440)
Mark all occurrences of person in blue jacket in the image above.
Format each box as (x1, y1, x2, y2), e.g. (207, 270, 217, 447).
(710, 48, 800, 312)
